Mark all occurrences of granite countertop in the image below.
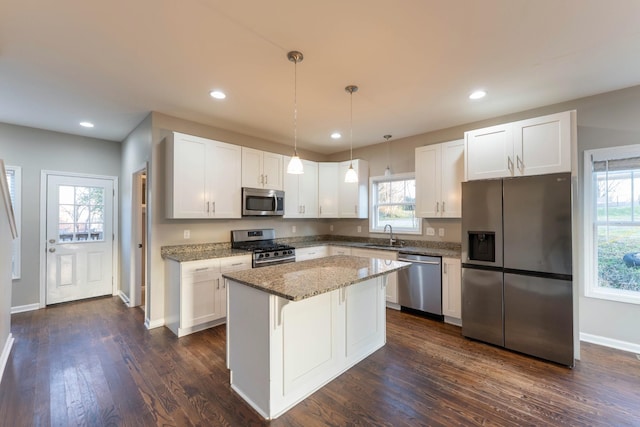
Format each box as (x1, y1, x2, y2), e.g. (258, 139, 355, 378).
(161, 235, 461, 263)
(222, 255, 411, 301)
(292, 240, 461, 259)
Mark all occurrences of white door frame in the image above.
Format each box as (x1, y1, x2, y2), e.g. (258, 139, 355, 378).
(39, 170, 119, 308)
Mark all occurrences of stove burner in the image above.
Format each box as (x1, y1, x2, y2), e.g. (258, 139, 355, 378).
(231, 229, 296, 268)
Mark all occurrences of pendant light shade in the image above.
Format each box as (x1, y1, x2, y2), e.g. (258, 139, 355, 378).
(344, 85, 359, 183)
(286, 51, 304, 175)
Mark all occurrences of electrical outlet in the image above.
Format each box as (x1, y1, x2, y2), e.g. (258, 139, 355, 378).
(292, 225, 297, 233)
(183, 229, 190, 239)
(330, 224, 334, 232)
(357, 226, 362, 233)
(426, 227, 435, 236)
(439, 228, 445, 237)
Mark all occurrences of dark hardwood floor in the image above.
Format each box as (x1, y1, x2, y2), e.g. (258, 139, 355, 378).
(1, 296, 639, 426)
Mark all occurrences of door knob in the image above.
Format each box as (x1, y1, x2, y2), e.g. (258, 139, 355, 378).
(49, 239, 56, 244)
(48, 248, 56, 253)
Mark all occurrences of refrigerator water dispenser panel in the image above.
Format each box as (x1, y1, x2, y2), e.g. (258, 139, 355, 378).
(468, 232, 495, 262)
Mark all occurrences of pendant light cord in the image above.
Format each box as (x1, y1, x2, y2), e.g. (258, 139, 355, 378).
(293, 57, 298, 156)
(349, 89, 353, 163)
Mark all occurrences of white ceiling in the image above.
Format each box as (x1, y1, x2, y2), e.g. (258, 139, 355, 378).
(2, 0, 640, 154)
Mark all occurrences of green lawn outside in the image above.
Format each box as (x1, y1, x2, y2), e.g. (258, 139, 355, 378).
(597, 225, 640, 292)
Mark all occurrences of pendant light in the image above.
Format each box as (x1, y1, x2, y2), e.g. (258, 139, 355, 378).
(344, 85, 359, 183)
(286, 51, 304, 175)
(384, 134, 392, 176)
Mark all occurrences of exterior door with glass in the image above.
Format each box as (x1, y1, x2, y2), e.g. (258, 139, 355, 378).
(46, 174, 114, 304)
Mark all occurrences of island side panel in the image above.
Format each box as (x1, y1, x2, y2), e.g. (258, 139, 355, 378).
(227, 280, 272, 418)
(345, 276, 387, 364)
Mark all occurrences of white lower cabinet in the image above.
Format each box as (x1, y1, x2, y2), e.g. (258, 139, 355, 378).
(351, 248, 399, 307)
(295, 246, 328, 262)
(227, 276, 386, 420)
(329, 246, 351, 256)
(165, 255, 251, 337)
(442, 257, 462, 324)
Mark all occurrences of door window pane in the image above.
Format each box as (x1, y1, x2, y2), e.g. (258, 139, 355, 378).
(58, 185, 105, 242)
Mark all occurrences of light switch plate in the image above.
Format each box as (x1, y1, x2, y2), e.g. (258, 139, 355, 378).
(438, 228, 445, 237)
(292, 225, 297, 233)
(357, 226, 362, 233)
(183, 229, 190, 239)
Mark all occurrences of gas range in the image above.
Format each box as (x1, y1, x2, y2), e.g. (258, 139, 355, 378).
(231, 229, 296, 268)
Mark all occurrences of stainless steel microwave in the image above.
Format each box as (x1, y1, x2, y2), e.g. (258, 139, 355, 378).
(242, 187, 285, 216)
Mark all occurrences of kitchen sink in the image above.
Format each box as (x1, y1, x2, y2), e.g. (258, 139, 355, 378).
(363, 243, 405, 249)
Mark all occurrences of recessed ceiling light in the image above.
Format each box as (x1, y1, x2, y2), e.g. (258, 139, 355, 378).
(209, 90, 226, 99)
(331, 132, 342, 139)
(469, 90, 487, 100)
(80, 121, 94, 128)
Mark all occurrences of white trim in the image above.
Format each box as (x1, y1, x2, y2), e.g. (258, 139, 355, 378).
(11, 303, 40, 314)
(0, 333, 15, 385)
(580, 332, 640, 355)
(119, 290, 131, 307)
(39, 170, 119, 308)
(145, 318, 165, 330)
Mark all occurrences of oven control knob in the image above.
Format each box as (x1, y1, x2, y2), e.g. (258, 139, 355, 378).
(265, 253, 270, 257)
(274, 252, 279, 256)
(258, 254, 264, 259)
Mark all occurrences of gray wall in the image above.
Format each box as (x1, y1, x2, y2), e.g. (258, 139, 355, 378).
(0, 123, 121, 308)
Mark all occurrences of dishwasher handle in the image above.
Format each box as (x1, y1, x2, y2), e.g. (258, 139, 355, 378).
(398, 256, 441, 265)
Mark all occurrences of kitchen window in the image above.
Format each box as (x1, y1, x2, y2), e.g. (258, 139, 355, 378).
(370, 173, 422, 234)
(584, 145, 640, 304)
(5, 165, 21, 279)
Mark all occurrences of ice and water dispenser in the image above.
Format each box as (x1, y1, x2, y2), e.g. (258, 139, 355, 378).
(467, 232, 496, 263)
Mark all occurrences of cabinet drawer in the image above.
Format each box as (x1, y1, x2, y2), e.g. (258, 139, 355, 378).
(182, 259, 220, 278)
(220, 255, 252, 272)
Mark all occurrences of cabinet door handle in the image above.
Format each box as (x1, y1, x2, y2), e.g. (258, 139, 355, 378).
(508, 156, 514, 174)
(231, 262, 243, 267)
(443, 263, 447, 274)
(195, 267, 209, 271)
(319, 206, 322, 214)
(217, 278, 220, 290)
(442, 201, 446, 213)
(265, 174, 268, 184)
(517, 155, 524, 172)
(212, 202, 215, 213)
(260, 174, 264, 184)
(436, 202, 439, 213)
(303, 205, 305, 214)
(207, 201, 210, 213)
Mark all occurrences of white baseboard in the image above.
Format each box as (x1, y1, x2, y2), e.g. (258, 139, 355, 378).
(580, 332, 640, 355)
(11, 303, 40, 314)
(145, 317, 164, 330)
(444, 316, 462, 327)
(0, 333, 15, 385)
(118, 291, 131, 307)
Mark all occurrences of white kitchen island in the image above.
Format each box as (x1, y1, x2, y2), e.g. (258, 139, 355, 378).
(222, 255, 409, 420)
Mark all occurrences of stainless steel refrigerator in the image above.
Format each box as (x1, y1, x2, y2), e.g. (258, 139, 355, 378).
(461, 173, 574, 366)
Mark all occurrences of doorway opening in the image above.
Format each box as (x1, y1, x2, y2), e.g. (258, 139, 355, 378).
(132, 168, 147, 311)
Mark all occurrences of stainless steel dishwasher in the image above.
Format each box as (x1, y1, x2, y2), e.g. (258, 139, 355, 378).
(397, 253, 442, 316)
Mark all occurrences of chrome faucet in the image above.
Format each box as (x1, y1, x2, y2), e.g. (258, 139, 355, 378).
(384, 224, 396, 246)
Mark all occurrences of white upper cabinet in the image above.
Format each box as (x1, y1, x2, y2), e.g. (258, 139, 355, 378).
(465, 124, 514, 181)
(338, 159, 369, 219)
(166, 132, 242, 219)
(318, 162, 339, 218)
(415, 139, 464, 218)
(283, 158, 318, 218)
(465, 110, 574, 181)
(513, 111, 572, 177)
(241, 147, 283, 190)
